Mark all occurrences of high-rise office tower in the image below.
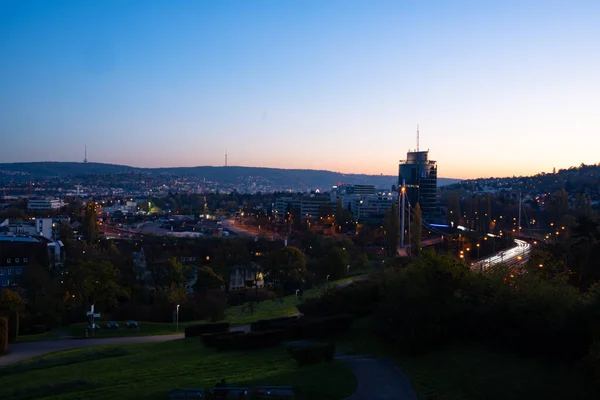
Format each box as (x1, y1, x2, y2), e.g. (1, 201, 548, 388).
(398, 150, 440, 222)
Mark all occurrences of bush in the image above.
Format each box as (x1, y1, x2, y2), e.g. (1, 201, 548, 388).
(250, 316, 300, 332)
(29, 325, 47, 334)
(0, 311, 19, 343)
(287, 342, 335, 365)
(0, 317, 8, 354)
(297, 281, 380, 318)
(214, 330, 284, 351)
(282, 315, 354, 340)
(201, 331, 244, 347)
(184, 322, 229, 338)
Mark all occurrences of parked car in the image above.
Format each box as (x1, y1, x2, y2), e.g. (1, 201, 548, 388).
(106, 321, 120, 329)
(126, 320, 139, 329)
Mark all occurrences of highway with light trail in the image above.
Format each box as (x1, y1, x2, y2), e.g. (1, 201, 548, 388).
(473, 239, 531, 271)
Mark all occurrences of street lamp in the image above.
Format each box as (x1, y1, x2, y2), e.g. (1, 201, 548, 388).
(176, 304, 180, 332)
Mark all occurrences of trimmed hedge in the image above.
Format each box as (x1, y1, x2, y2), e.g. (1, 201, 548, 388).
(287, 342, 335, 365)
(0, 317, 8, 354)
(201, 331, 244, 347)
(30, 325, 47, 334)
(282, 314, 354, 340)
(184, 322, 229, 338)
(250, 316, 300, 332)
(214, 329, 284, 351)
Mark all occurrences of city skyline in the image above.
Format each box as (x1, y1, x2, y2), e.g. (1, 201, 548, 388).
(2, 1, 600, 179)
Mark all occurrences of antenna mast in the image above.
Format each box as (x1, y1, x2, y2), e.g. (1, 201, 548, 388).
(84, 145, 88, 163)
(417, 125, 420, 152)
(225, 148, 228, 167)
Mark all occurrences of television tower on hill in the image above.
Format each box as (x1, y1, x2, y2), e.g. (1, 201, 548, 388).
(225, 148, 228, 167)
(84, 145, 88, 163)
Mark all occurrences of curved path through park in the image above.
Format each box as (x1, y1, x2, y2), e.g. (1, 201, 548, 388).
(1, 322, 257, 367)
(339, 356, 417, 400)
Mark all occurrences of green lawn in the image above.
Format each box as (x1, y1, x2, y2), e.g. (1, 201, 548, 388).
(337, 318, 597, 400)
(63, 321, 186, 338)
(16, 332, 60, 343)
(0, 339, 357, 400)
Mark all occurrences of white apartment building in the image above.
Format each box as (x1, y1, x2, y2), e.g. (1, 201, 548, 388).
(27, 198, 65, 210)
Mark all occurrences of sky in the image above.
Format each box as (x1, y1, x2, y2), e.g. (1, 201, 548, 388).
(1, 1, 599, 179)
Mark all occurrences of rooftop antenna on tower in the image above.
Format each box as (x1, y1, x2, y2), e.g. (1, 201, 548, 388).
(417, 125, 420, 152)
(84, 145, 88, 163)
(225, 148, 228, 167)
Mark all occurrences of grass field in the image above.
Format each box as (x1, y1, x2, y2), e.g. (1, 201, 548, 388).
(16, 332, 60, 343)
(0, 338, 357, 400)
(338, 317, 597, 400)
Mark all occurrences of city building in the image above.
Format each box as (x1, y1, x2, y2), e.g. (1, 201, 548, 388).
(27, 197, 65, 210)
(2, 218, 59, 241)
(398, 150, 440, 222)
(274, 195, 331, 220)
(229, 267, 265, 291)
(351, 192, 397, 221)
(336, 184, 377, 195)
(0, 235, 66, 289)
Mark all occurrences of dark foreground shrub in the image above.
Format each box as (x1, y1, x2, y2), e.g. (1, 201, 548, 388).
(283, 315, 354, 340)
(0, 317, 8, 354)
(29, 325, 47, 334)
(287, 342, 335, 365)
(250, 316, 300, 332)
(214, 330, 284, 351)
(184, 322, 229, 338)
(201, 331, 244, 347)
(297, 281, 380, 318)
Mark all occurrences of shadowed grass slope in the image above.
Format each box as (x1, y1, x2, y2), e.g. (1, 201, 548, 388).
(0, 338, 356, 400)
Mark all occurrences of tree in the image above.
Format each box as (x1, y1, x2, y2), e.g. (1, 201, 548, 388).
(322, 247, 350, 280)
(0, 289, 25, 342)
(484, 194, 492, 232)
(354, 253, 371, 270)
(383, 203, 400, 256)
(264, 246, 306, 292)
(335, 198, 344, 227)
(83, 201, 98, 242)
(551, 189, 570, 223)
(447, 192, 460, 228)
(17, 260, 64, 329)
(193, 267, 224, 292)
(66, 259, 128, 310)
(411, 203, 423, 255)
(212, 239, 250, 293)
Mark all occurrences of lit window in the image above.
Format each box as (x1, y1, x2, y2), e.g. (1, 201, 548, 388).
(17, 268, 22, 275)
(7, 269, 12, 275)
(0, 270, 4, 275)
(23, 257, 28, 263)
(2, 280, 7, 286)
(6, 258, 10, 264)
(15, 258, 20, 263)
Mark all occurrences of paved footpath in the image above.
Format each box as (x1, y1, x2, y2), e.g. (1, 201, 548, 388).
(339, 356, 418, 400)
(0, 321, 260, 367)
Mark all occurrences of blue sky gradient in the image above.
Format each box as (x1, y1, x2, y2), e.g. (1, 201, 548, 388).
(1, 1, 599, 178)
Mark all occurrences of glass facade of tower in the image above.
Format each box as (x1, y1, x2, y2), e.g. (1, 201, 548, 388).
(398, 150, 440, 222)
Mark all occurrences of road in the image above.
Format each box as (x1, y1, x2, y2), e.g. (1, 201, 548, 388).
(0, 333, 185, 366)
(474, 239, 531, 271)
